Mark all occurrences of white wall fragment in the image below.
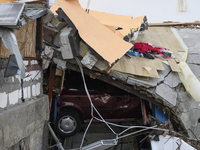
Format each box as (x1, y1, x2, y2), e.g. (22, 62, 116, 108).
(36, 83, 41, 96)
(23, 87, 28, 99)
(9, 90, 18, 105)
(0, 92, 7, 108)
(53, 58, 67, 69)
(18, 89, 21, 99)
(60, 27, 72, 45)
(32, 84, 36, 97)
(27, 86, 31, 99)
(81, 51, 98, 69)
(44, 46, 54, 59)
(60, 44, 74, 59)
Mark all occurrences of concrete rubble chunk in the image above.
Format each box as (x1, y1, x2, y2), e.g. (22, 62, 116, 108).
(60, 44, 74, 59)
(164, 72, 181, 88)
(81, 51, 98, 69)
(155, 83, 177, 106)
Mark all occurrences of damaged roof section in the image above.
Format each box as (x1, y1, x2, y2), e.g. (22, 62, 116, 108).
(0, 2, 47, 78)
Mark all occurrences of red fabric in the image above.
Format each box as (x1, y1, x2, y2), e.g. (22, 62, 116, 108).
(134, 42, 165, 54)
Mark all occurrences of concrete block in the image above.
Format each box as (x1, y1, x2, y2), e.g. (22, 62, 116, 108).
(23, 87, 28, 99)
(155, 83, 177, 106)
(164, 72, 181, 88)
(44, 46, 54, 59)
(36, 83, 41, 96)
(28, 86, 31, 99)
(60, 44, 74, 59)
(8, 90, 18, 105)
(32, 84, 36, 97)
(60, 26, 72, 45)
(81, 51, 98, 69)
(53, 58, 67, 69)
(42, 9, 54, 24)
(0, 92, 7, 108)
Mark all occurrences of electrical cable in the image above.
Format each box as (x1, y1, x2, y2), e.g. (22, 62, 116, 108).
(74, 57, 199, 149)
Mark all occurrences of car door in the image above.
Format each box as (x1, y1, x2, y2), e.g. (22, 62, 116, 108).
(80, 77, 114, 120)
(110, 86, 142, 120)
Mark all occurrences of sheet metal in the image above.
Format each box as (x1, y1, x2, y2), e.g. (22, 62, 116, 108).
(0, 3, 25, 26)
(0, 28, 25, 79)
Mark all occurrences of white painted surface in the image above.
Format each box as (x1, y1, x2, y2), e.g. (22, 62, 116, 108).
(32, 84, 36, 97)
(9, 90, 18, 105)
(0, 92, 7, 108)
(151, 135, 196, 150)
(27, 86, 31, 98)
(36, 83, 41, 96)
(18, 89, 22, 99)
(50, 0, 200, 23)
(23, 87, 28, 99)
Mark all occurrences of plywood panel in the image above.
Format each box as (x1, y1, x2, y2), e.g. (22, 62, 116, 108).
(168, 59, 181, 72)
(111, 55, 164, 78)
(0, 20, 36, 58)
(56, 0, 132, 65)
(89, 10, 145, 36)
(136, 27, 184, 62)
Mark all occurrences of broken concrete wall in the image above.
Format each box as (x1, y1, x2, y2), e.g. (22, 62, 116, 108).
(0, 95, 49, 150)
(111, 28, 200, 139)
(0, 59, 43, 109)
(0, 57, 48, 149)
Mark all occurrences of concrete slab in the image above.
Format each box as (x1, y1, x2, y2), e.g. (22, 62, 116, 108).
(164, 72, 181, 88)
(155, 83, 177, 106)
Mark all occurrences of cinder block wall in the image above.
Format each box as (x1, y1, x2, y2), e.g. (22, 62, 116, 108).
(0, 58, 49, 150)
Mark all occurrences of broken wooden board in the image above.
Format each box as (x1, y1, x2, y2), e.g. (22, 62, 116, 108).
(0, 20, 36, 58)
(88, 10, 145, 36)
(136, 27, 184, 63)
(56, 0, 132, 65)
(168, 59, 181, 72)
(111, 55, 165, 78)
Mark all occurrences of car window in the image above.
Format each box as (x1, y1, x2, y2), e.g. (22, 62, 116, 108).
(66, 78, 84, 91)
(65, 76, 107, 92)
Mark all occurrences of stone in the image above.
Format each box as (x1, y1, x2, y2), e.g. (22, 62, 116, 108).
(164, 72, 181, 88)
(155, 83, 177, 106)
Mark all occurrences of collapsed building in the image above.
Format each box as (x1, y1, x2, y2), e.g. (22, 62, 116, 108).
(0, 0, 200, 149)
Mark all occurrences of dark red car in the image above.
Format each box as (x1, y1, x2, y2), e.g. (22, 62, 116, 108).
(55, 71, 142, 137)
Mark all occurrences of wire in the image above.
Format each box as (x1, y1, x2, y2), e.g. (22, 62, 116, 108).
(74, 57, 200, 149)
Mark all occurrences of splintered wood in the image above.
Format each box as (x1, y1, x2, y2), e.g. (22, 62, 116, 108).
(0, 20, 36, 58)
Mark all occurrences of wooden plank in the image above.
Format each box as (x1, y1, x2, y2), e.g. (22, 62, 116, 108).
(136, 27, 184, 62)
(0, 20, 36, 58)
(111, 55, 161, 78)
(168, 59, 181, 72)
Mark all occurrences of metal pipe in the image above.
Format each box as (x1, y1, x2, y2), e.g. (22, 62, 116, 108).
(48, 123, 65, 150)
